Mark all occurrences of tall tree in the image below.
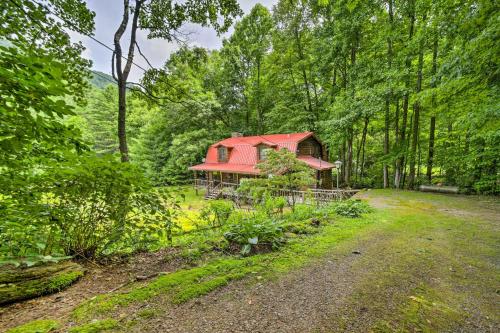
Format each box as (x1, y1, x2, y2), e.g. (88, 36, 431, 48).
(394, 0, 415, 188)
(383, 0, 394, 188)
(227, 4, 273, 133)
(112, 0, 242, 162)
(408, 9, 427, 189)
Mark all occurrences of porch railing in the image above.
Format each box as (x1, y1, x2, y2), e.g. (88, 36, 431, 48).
(194, 179, 212, 189)
(194, 179, 359, 204)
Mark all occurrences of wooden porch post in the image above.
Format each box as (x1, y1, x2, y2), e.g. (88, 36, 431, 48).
(194, 170, 198, 195)
(220, 172, 223, 183)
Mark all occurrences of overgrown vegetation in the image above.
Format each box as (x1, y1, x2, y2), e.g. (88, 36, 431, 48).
(70, 199, 373, 324)
(1, 154, 182, 262)
(0, 0, 498, 330)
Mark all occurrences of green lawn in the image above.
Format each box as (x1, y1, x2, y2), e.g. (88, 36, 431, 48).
(171, 186, 207, 231)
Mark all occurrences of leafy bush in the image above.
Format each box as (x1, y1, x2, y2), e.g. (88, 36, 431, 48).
(328, 199, 371, 218)
(281, 220, 320, 235)
(199, 200, 233, 227)
(224, 211, 284, 255)
(1, 154, 181, 260)
(258, 195, 287, 217)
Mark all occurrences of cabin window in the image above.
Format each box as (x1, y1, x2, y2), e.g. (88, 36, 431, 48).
(258, 146, 272, 161)
(218, 146, 228, 162)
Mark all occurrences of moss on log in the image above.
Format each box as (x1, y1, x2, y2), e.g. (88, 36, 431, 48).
(6, 319, 60, 333)
(0, 261, 84, 305)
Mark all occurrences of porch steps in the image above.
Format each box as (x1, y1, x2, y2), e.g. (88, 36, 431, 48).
(204, 183, 223, 200)
(205, 192, 220, 200)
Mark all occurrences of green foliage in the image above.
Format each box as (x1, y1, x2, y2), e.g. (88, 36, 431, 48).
(258, 195, 287, 217)
(239, 149, 315, 209)
(199, 200, 234, 227)
(281, 220, 320, 235)
(6, 319, 59, 333)
(162, 129, 214, 183)
(1, 153, 181, 260)
(0, 45, 85, 167)
(327, 199, 372, 218)
(224, 211, 285, 255)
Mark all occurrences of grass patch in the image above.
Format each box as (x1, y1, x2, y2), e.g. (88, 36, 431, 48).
(6, 320, 59, 333)
(137, 308, 159, 319)
(68, 319, 118, 333)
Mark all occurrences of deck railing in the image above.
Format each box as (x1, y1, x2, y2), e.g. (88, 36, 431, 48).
(194, 179, 359, 204)
(194, 179, 212, 188)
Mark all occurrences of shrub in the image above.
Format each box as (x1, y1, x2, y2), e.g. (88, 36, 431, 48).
(283, 204, 315, 221)
(259, 195, 287, 217)
(1, 154, 181, 260)
(224, 211, 284, 255)
(281, 220, 320, 235)
(199, 200, 233, 227)
(328, 199, 371, 218)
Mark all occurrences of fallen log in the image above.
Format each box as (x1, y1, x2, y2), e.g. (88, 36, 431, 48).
(0, 261, 84, 305)
(419, 185, 459, 194)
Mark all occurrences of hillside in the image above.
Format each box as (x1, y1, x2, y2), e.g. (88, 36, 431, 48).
(90, 70, 115, 89)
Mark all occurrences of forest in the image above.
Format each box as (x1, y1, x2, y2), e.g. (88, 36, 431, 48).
(0, 0, 499, 332)
(73, 0, 499, 193)
(1, 0, 498, 260)
(4, 0, 497, 191)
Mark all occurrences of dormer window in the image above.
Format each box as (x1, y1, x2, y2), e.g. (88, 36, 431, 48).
(218, 146, 228, 162)
(258, 146, 272, 161)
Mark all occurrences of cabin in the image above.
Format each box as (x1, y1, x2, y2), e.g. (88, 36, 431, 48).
(189, 132, 335, 190)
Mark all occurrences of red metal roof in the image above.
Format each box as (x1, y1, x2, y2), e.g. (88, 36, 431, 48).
(297, 155, 335, 171)
(189, 132, 335, 174)
(189, 163, 260, 175)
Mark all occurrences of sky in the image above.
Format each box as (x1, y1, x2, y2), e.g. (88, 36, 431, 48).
(70, 0, 278, 82)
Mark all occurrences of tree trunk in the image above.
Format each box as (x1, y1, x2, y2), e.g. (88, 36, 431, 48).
(0, 261, 84, 305)
(426, 37, 438, 183)
(383, 0, 394, 188)
(402, 110, 414, 188)
(293, 26, 314, 128)
(427, 116, 436, 183)
(360, 116, 369, 180)
(256, 58, 263, 133)
(408, 13, 426, 189)
(355, 134, 361, 183)
(344, 29, 359, 188)
(113, 0, 143, 162)
(383, 97, 390, 188)
(394, 5, 415, 188)
(341, 139, 346, 185)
